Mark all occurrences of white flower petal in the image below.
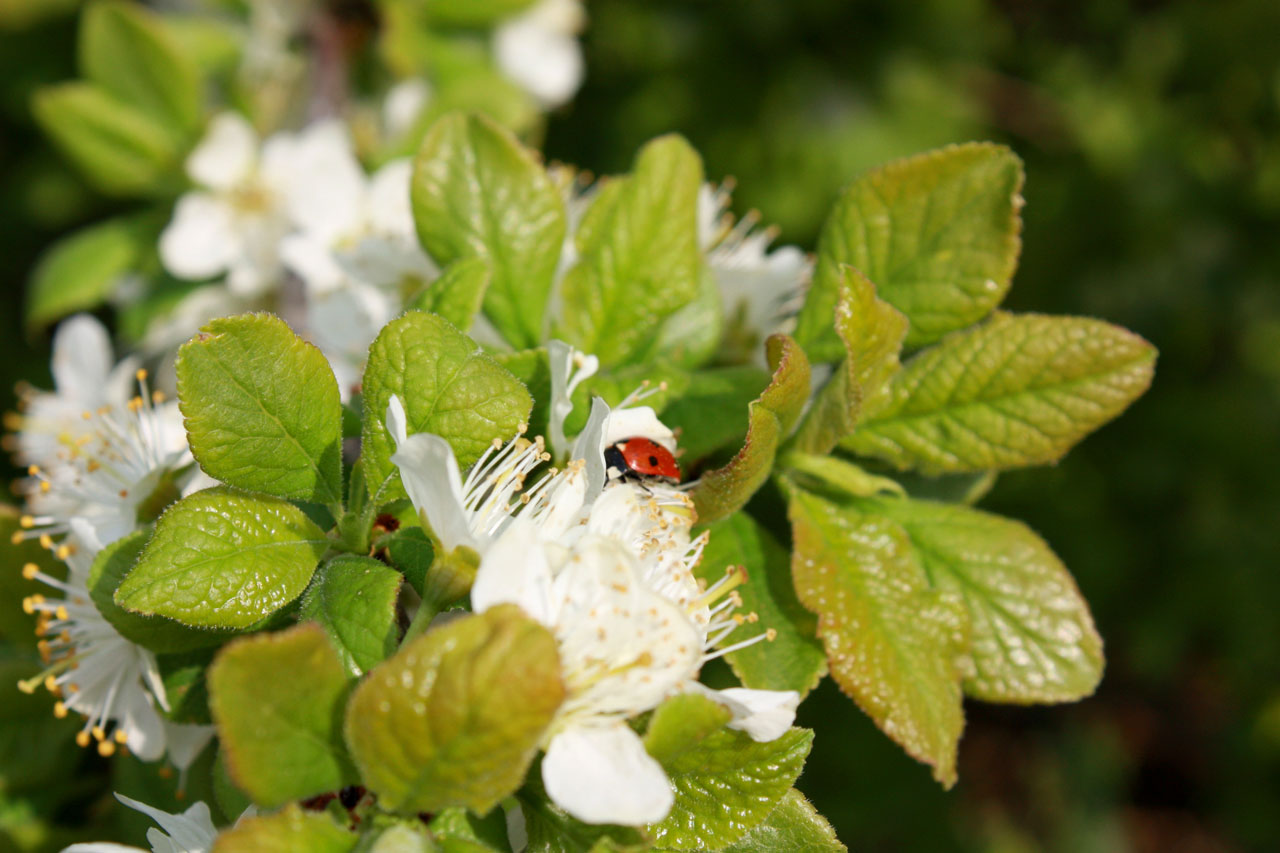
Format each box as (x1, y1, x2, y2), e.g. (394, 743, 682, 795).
(386, 395, 409, 447)
(270, 119, 365, 241)
(61, 844, 145, 852)
(384, 78, 432, 139)
(115, 794, 218, 853)
(542, 722, 673, 825)
(187, 112, 257, 190)
(389, 425, 477, 553)
(159, 193, 239, 281)
(280, 233, 348, 295)
(471, 517, 555, 624)
(494, 0, 585, 108)
(690, 683, 799, 743)
(603, 405, 676, 452)
(570, 397, 611, 500)
(50, 314, 115, 405)
(366, 158, 416, 239)
(162, 721, 216, 772)
(118, 682, 167, 762)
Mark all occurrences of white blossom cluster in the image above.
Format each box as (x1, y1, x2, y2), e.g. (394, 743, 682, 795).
(388, 341, 800, 826)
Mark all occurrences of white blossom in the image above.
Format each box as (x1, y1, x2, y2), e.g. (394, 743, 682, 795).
(62, 793, 221, 853)
(698, 183, 811, 345)
(494, 0, 586, 108)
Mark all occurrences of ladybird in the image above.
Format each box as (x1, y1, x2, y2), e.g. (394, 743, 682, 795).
(604, 436, 681, 483)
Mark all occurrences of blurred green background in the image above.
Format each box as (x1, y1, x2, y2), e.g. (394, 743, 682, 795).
(4, 0, 1279, 849)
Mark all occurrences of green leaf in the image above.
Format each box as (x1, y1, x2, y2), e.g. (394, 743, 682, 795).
(647, 265, 724, 369)
(412, 256, 492, 333)
(26, 217, 147, 328)
(156, 648, 216, 724)
(779, 453, 905, 502)
(362, 310, 532, 499)
(88, 528, 232, 653)
(642, 693, 733, 765)
(791, 267, 907, 455)
(843, 313, 1158, 474)
(80, 1, 201, 134)
(212, 804, 358, 853)
(519, 787, 650, 853)
(385, 526, 435, 597)
(786, 485, 967, 786)
(720, 789, 845, 852)
(429, 808, 513, 852)
(696, 515, 826, 696)
(796, 143, 1024, 356)
(860, 497, 1103, 703)
(658, 366, 770, 463)
(493, 348, 551, 440)
(645, 699, 813, 850)
(558, 135, 704, 366)
(345, 605, 564, 815)
(411, 113, 565, 348)
(208, 624, 357, 808)
(300, 556, 403, 677)
(115, 487, 328, 629)
(361, 823, 438, 853)
(425, 0, 537, 26)
(33, 82, 183, 197)
(177, 313, 344, 505)
(691, 335, 810, 523)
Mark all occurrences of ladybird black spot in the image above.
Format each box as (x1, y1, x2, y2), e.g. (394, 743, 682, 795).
(649, 455, 659, 466)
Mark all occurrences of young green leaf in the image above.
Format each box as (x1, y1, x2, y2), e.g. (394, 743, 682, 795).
(786, 485, 967, 786)
(208, 624, 357, 808)
(646, 365, 769, 464)
(411, 112, 565, 348)
(644, 696, 813, 850)
(696, 515, 827, 696)
(384, 525, 435, 596)
(88, 528, 232, 653)
(299, 556, 403, 678)
(796, 143, 1024, 357)
(429, 807, 514, 852)
(843, 312, 1158, 474)
(211, 804, 357, 853)
(557, 135, 704, 366)
(344, 605, 564, 815)
(26, 217, 148, 329)
(791, 267, 907, 456)
(115, 487, 328, 629)
(691, 335, 810, 523)
(493, 347, 552, 440)
(720, 789, 845, 852)
(362, 310, 532, 500)
(647, 265, 725, 369)
(177, 313, 344, 505)
(412, 256, 492, 332)
(861, 497, 1103, 703)
(519, 785, 651, 853)
(80, 1, 202, 135)
(33, 82, 182, 197)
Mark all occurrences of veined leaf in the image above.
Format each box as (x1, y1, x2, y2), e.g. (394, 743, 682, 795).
(843, 312, 1157, 473)
(177, 313, 344, 505)
(786, 484, 967, 786)
(115, 487, 328, 629)
(720, 789, 845, 852)
(861, 497, 1103, 703)
(691, 335, 810, 523)
(299, 556, 402, 677)
(208, 625, 357, 808)
(211, 804, 357, 853)
(411, 112, 565, 348)
(796, 143, 1023, 356)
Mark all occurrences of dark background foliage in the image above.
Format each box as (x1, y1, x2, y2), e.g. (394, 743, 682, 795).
(3, 0, 1279, 849)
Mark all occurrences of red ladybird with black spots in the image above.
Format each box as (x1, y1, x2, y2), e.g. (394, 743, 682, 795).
(604, 436, 681, 483)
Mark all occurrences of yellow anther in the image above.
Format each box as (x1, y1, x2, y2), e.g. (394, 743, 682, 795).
(82, 410, 93, 420)
(152, 390, 165, 403)
(39, 481, 50, 493)
(115, 728, 128, 744)
(17, 680, 36, 695)
(38, 534, 53, 549)
(97, 740, 116, 757)
(135, 368, 148, 382)
(11, 531, 24, 545)
(55, 545, 72, 560)
(22, 563, 40, 580)
(92, 725, 106, 741)
(765, 628, 778, 641)
(53, 701, 68, 718)
(19, 514, 35, 528)
(55, 605, 69, 621)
